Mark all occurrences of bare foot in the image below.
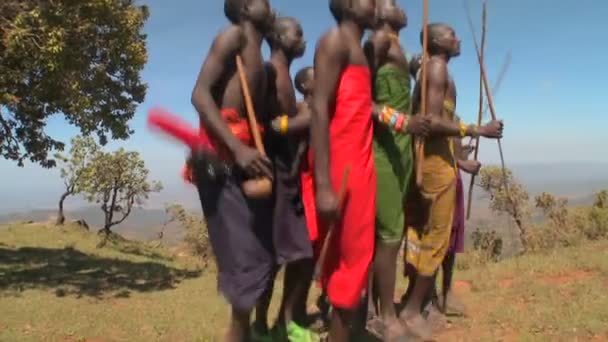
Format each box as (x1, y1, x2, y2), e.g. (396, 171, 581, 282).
(425, 305, 447, 333)
(383, 317, 410, 342)
(402, 313, 433, 341)
(440, 292, 467, 316)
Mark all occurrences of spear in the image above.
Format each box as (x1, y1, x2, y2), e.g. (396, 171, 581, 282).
(415, 0, 430, 188)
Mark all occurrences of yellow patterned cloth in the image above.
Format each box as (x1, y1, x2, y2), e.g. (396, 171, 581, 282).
(405, 100, 458, 276)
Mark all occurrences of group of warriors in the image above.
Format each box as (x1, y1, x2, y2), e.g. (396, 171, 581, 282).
(184, 0, 504, 341)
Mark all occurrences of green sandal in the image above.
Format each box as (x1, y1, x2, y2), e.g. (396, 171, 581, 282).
(286, 321, 320, 342)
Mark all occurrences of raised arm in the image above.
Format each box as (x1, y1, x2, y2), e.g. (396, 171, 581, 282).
(310, 30, 348, 219)
(425, 60, 503, 139)
(191, 27, 245, 154)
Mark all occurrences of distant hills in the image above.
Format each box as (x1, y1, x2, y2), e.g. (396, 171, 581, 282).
(1, 162, 605, 245)
(0, 206, 180, 244)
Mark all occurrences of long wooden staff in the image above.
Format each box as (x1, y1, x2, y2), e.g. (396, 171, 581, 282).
(313, 166, 351, 282)
(415, 0, 430, 188)
(466, 51, 511, 219)
(466, 0, 487, 220)
(464, 1, 513, 219)
(236, 55, 266, 154)
(235, 55, 272, 197)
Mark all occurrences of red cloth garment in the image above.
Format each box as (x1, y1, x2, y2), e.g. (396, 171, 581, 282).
(181, 108, 263, 183)
(301, 65, 376, 309)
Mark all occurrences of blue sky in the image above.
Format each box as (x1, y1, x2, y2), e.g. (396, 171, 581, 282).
(1, 0, 607, 211)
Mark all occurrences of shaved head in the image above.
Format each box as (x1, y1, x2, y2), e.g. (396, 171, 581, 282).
(329, 0, 347, 22)
(224, 0, 245, 23)
(294, 66, 313, 95)
(420, 22, 460, 56)
(420, 23, 451, 45)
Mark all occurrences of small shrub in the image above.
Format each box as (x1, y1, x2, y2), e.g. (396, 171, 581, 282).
(164, 204, 212, 267)
(457, 227, 504, 270)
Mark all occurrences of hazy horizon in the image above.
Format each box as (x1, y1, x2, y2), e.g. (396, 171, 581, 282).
(1, 161, 606, 215)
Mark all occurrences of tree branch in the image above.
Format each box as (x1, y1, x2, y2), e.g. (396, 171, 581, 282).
(110, 193, 135, 227)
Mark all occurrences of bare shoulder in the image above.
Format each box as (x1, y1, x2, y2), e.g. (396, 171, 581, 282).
(316, 27, 347, 56)
(427, 58, 448, 83)
(212, 25, 246, 54)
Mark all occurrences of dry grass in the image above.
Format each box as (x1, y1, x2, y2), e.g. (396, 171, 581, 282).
(1, 222, 607, 341)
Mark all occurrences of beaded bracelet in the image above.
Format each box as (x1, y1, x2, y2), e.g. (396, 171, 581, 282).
(395, 114, 405, 132)
(280, 115, 288, 135)
(459, 121, 467, 137)
(377, 105, 412, 134)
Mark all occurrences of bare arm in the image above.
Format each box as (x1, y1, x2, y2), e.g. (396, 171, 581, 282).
(425, 60, 504, 139)
(286, 102, 311, 133)
(191, 27, 245, 153)
(310, 30, 348, 190)
(425, 60, 462, 137)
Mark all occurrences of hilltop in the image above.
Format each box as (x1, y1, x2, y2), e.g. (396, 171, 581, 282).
(1, 222, 607, 341)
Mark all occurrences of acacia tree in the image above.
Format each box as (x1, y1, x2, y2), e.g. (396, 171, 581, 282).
(478, 166, 531, 251)
(0, 0, 148, 168)
(82, 148, 162, 239)
(54, 136, 99, 225)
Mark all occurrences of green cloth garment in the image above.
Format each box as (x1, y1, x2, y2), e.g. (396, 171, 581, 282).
(373, 64, 414, 243)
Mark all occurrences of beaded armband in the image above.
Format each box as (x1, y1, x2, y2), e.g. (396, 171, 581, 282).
(377, 105, 410, 134)
(279, 115, 288, 135)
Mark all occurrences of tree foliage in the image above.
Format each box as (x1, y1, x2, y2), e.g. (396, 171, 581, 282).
(81, 148, 162, 235)
(594, 190, 608, 209)
(478, 166, 530, 251)
(54, 135, 100, 225)
(0, 0, 149, 168)
(535, 192, 569, 227)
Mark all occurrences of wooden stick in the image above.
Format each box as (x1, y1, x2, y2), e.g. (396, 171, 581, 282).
(481, 52, 511, 120)
(464, 0, 512, 217)
(313, 165, 351, 282)
(466, 51, 511, 219)
(415, 0, 430, 188)
(466, 0, 487, 220)
(235, 55, 266, 155)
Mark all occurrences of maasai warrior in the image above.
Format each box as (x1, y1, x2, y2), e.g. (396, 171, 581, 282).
(362, 1, 431, 340)
(408, 56, 480, 319)
(400, 23, 504, 340)
(291, 66, 337, 324)
(189, 1, 275, 341)
(436, 120, 480, 316)
(263, 16, 318, 341)
(306, 0, 377, 340)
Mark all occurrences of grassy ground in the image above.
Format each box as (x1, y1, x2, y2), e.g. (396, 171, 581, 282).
(1, 222, 607, 341)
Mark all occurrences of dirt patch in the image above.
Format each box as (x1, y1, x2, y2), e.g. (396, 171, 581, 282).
(497, 327, 519, 342)
(537, 270, 596, 286)
(453, 280, 472, 294)
(499, 278, 516, 289)
(515, 298, 527, 310)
